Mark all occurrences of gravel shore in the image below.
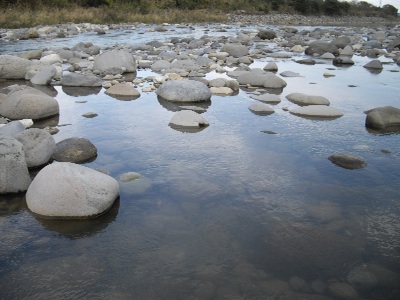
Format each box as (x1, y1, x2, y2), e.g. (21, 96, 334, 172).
(228, 13, 400, 26)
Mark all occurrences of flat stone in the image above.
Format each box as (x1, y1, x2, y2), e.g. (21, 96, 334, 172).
(289, 105, 343, 118)
(286, 93, 330, 106)
(328, 153, 367, 169)
(248, 103, 274, 115)
(251, 94, 281, 104)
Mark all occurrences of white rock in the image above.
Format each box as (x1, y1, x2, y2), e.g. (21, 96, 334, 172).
(251, 94, 281, 104)
(26, 162, 120, 218)
(169, 110, 209, 128)
(210, 87, 234, 95)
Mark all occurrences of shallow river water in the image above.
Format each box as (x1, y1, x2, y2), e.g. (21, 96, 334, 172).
(0, 24, 400, 299)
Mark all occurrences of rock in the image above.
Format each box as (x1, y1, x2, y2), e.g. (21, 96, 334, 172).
(328, 282, 358, 299)
(0, 55, 33, 79)
(263, 62, 278, 71)
(290, 45, 306, 53)
(170, 59, 202, 71)
(332, 36, 352, 49)
(15, 128, 55, 168)
(169, 110, 209, 129)
(72, 42, 100, 55)
(93, 50, 136, 75)
(289, 105, 343, 118)
(210, 87, 234, 95)
(0, 85, 59, 120)
(296, 58, 316, 65)
(105, 83, 140, 99)
(340, 45, 354, 57)
(305, 41, 339, 56)
(328, 153, 367, 169)
(386, 36, 400, 52)
(248, 103, 274, 115)
(333, 57, 354, 66)
(346, 264, 378, 290)
(286, 93, 330, 106)
(237, 69, 287, 89)
(280, 71, 303, 77)
(257, 29, 277, 40)
(30, 65, 57, 85)
(52, 138, 97, 163)
(151, 60, 172, 72)
(40, 54, 61, 65)
(251, 94, 281, 104)
(61, 71, 102, 87)
(17, 50, 43, 60)
(0, 135, 31, 194)
(154, 25, 168, 32)
(82, 112, 98, 118)
(220, 43, 249, 58)
(320, 52, 335, 59)
(363, 60, 383, 69)
(289, 276, 307, 291)
(26, 162, 119, 218)
(26, 28, 40, 38)
(0, 121, 25, 137)
(156, 80, 211, 102)
(119, 172, 141, 182)
(365, 106, 400, 129)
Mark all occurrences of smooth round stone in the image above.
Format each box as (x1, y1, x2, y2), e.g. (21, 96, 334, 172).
(286, 93, 330, 106)
(52, 138, 97, 163)
(156, 80, 211, 102)
(328, 153, 367, 170)
(26, 162, 119, 218)
(365, 106, 400, 129)
(289, 105, 343, 118)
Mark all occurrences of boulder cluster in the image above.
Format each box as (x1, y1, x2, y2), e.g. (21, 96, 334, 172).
(1, 20, 400, 218)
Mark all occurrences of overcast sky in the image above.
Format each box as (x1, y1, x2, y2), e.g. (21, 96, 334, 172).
(355, 0, 400, 10)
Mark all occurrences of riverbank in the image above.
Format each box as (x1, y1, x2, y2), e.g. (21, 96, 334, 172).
(0, 4, 399, 29)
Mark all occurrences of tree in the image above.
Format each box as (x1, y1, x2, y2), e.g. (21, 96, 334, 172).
(381, 4, 398, 16)
(323, 0, 342, 15)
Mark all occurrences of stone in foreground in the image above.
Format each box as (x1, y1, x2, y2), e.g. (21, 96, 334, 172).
(105, 83, 140, 99)
(156, 80, 211, 102)
(289, 105, 343, 118)
(328, 153, 367, 170)
(26, 162, 119, 218)
(169, 110, 209, 129)
(0, 135, 32, 194)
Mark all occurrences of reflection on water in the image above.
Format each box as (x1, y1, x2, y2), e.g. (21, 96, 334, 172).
(1, 28, 400, 300)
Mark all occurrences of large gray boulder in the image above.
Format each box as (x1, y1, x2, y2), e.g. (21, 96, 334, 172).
(257, 29, 277, 40)
(386, 37, 400, 52)
(332, 36, 352, 49)
(61, 71, 102, 87)
(15, 128, 56, 168)
(26, 162, 119, 218)
(363, 60, 383, 70)
(365, 106, 400, 129)
(0, 135, 32, 194)
(93, 49, 136, 75)
(305, 41, 339, 56)
(286, 93, 330, 106)
(156, 80, 211, 102)
(52, 137, 97, 163)
(0, 55, 33, 79)
(0, 85, 59, 120)
(220, 43, 249, 58)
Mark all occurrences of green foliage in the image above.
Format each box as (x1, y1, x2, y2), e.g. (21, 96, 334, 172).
(381, 4, 398, 17)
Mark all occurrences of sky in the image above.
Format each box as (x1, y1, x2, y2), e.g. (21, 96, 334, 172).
(355, 0, 400, 10)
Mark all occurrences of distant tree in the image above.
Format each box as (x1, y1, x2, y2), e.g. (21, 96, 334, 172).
(381, 4, 398, 16)
(292, 0, 310, 13)
(323, 0, 342, 15)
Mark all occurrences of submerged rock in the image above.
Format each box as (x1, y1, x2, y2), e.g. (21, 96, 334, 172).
(251, 94, 281, 104)
(26, 162, 119, 218)
(328, 153, 367, 170)
(0, 135, 32, 194)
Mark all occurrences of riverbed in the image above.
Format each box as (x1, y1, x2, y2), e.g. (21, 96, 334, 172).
(1, 22, 400, 299)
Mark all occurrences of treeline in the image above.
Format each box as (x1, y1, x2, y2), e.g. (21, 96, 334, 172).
(0, 0, 398, 17)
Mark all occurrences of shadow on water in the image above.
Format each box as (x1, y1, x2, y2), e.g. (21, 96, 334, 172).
(157, 96, 211, 113)
(34, 198, 120, 239)
(62, 86, 102, 97)
(0, 193, 27, 217)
